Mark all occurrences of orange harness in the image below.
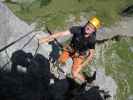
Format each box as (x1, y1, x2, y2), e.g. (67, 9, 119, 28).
(58, 45, 89, 71)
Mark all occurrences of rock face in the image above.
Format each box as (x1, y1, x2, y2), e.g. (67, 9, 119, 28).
(92, 68, 117, 100)
(96, 17, 133, 40)
(0, 2, 25, 66)
(0, 2, 51, 67)
(0, 2, 119, 100)
(0, 2, 33, 55)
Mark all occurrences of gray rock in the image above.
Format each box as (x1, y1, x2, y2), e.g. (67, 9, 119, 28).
(128, 95, 133, 100)
(0, 2, 51, 70)
(91, 68, 117, 100)
(96, 17, 133, 40)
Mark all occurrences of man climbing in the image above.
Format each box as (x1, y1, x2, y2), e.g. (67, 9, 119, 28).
(39, 16, 101, 84)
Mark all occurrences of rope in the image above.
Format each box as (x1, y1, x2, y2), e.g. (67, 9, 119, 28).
(21, 34, 37, 49)
(0, 30, 34, 53)
(0, 30, 39, 71)
(45, 26, 63, 49)
(34, 39, 40, 57)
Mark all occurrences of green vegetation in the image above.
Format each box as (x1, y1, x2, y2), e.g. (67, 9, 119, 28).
(88, 37, 133, 100)
(5, 0, 133, 29)
(39, 0, 52, 8)
(101, 38, 133, 100)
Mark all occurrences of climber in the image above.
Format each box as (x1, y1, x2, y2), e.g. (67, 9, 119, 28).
(39, 16, 101, 84)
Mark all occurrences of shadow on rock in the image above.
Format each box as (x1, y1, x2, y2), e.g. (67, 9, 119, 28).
(121, 5, 133, 16)
(0, 50, 111, 100)
(11, 50, 33, 72)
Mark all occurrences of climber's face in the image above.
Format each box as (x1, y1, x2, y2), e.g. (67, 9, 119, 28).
(84, 24, 96, 38)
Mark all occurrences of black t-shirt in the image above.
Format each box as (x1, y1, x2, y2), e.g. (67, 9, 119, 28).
(69, 26, 96, 53)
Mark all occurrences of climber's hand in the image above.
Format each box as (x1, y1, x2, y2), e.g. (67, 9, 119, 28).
(39, 36, 54, 44)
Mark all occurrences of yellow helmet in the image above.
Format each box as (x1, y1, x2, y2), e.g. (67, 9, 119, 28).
(89, 16, 101, 30)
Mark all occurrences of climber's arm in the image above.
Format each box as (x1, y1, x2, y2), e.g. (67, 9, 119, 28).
(39, 30, 71, 44)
